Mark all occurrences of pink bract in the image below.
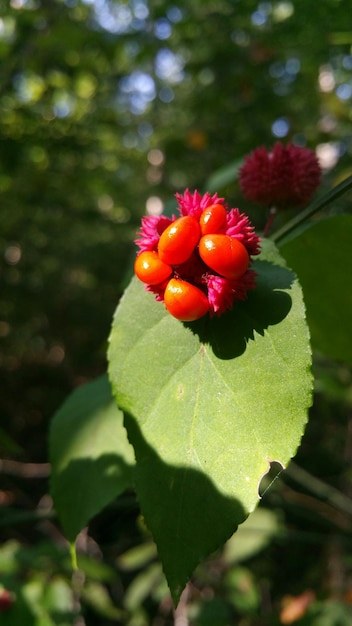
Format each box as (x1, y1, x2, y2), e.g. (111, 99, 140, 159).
(135, 214, 174, 252)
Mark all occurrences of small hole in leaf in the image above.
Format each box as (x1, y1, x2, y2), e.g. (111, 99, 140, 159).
(258, 460, 284, 498)
(177, 384, 184, 398)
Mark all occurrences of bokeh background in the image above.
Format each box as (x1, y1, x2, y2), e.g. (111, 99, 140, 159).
(1, 1, 352, 624)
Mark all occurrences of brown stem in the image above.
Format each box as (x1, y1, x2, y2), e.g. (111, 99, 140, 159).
(263, 207, 277, 237)
(174, 582, 191, 626)
(0, 459, 51, 478)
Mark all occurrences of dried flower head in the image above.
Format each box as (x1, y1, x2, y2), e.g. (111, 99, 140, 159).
(134, 190, 261, 321)
(239, 142, 321, 209)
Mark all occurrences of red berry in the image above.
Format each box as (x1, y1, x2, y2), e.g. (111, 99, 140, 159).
(164, 278, 209, 321)
(158, 216, 200, 265)
(199, 204, 227, 235)
(134, 251, 172, 285)
(0, 589, 14, 612)
(199, 234, 249, 279)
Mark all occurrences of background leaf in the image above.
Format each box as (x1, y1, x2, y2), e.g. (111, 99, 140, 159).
(49, 375, 135, 541)
(280, 215, 352, 366)
(108, 240, 312, 603)
(222, 507, 281, 565)
(272, 175, 352, 246)
(205, 159, 242, 193)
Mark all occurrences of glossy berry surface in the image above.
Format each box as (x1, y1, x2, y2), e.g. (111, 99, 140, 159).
(199, 234, 249, 279)
(158, 216, 200, 265)
(199, 204, 227, 235)
(134, 189, 261, 317)
(134, 251, 172, 285)
(164, 278, 209, 321)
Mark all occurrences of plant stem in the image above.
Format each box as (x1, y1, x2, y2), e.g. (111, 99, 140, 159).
(263, 206, 277, 237)
(174, 583, 191, 626)
(287, 461, 352, 518)
(271, 174, 352, 244)
(0, 458, 50, 478)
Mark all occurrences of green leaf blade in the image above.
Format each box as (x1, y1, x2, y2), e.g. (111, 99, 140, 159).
(205, 158, 242, 193)
(108, 240, 312, 603)
(280, 214, 352, 366)
(49, 375, 135, 541)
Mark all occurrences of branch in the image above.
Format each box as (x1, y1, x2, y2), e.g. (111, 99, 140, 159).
(0, 459, 51, 478)
(272, 175, 352, 245)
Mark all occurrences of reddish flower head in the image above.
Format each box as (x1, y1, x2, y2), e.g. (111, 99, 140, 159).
(134, 190, 261, 321)
(239, 142, 321, 209)
(0, 588, 15, 612)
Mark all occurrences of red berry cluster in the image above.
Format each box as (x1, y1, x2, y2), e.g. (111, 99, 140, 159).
(134, 191, 261, 322)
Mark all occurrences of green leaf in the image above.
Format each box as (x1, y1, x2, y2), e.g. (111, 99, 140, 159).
(124, 562, 165, 611)
(49, 375, 135, 541)
(108, 240, 312, 603)
(272, 174, 352, 245)
(222, 507, 281, 565)
(205, 159, 242, 193)
(280, 215, 352, 366)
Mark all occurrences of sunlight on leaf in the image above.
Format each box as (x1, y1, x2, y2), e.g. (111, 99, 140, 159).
(108, 239, 312, 603)
(280, 214, 352, 366)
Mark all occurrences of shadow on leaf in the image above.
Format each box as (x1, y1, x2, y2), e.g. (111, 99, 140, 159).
(187, 260, 294, 359)
(124, 412, 247, 606)
(51, 453, 134, 541)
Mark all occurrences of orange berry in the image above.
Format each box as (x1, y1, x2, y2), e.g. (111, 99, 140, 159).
(199, 234, 249, 279)
(199, 204, 227, 235)
(158, 216, 201, 265)
(164, 278, 209, 321)
(134, 251, 172, 285)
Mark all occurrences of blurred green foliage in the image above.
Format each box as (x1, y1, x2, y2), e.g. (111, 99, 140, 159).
(1, 0, 352, 624)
